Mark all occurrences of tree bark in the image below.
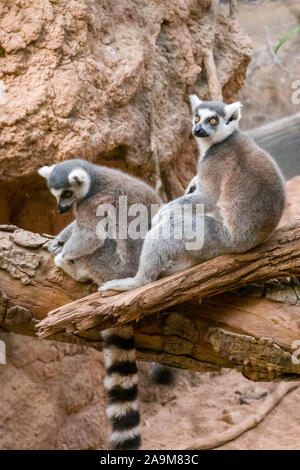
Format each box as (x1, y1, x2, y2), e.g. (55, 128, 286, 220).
(1, 222, 300, 382)
(0, 225, 95, 341)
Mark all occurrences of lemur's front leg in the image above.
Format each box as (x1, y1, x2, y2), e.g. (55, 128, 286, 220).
(48, 221, 76, 256)
(61, 223, 103, 260)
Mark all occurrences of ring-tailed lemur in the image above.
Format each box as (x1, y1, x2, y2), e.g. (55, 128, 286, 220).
(38, 159, 173, 450)
(99, 95, 286, 292)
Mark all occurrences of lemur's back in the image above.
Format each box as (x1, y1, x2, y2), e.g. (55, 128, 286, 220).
(94, 165, 161, 207)
(198, 130, 285, 249)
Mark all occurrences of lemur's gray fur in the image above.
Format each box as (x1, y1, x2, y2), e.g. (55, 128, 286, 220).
(38, 159, 173, 450)
(100, 95, 286, 293)
(39, 159, 161, 283)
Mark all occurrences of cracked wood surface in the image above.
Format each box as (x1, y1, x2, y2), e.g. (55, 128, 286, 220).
(0, 225, 96, 338)
(134, 290, 300, 381)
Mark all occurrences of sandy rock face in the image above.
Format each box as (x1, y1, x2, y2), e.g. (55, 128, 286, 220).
(0, 331, 108, 450)
(0, 0, 251, 234)
(0, 0, 253, 451)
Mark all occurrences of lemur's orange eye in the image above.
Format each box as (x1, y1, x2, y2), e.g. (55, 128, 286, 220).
(210, 118, 217, 124)
(195, 116, 200, 123)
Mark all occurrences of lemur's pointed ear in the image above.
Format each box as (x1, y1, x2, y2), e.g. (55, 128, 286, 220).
(189, 94, 202, 113)
(38, 165, 55, 179)
(68, 168, 88, 186)
(224, 102, 243, 122)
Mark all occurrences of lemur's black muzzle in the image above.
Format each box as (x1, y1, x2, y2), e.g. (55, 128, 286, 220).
(58, 203, 73, 214)
(193, 125, 209, 138)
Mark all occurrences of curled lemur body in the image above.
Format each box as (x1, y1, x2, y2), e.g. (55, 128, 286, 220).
(38, 159, 173, 450)
(100, 95, 286, 292)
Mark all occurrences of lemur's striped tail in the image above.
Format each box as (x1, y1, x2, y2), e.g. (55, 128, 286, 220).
(102, 326, 141, 450)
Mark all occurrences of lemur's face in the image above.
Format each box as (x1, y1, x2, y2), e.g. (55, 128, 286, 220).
(50, 187, 78, 214)
(190, 95, 242, 144)
(192, 108, 222, 138)
(38, 164, 90, 213)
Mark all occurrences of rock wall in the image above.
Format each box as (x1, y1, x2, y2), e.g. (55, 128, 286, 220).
(237, 0, 300, 131)
(0, 331, 108, 449)
(0, 0, 252, 450)
(0, 0, 251, 234)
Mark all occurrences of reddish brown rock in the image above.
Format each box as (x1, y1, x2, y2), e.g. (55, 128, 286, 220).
(0, 331, 108, 450)
(0, 0, 255, 451)
(0, 0, 251, 234)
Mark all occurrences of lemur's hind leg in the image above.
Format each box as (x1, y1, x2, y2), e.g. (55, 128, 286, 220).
(100, 214, 231, 292)
(99, 220, 187, 291)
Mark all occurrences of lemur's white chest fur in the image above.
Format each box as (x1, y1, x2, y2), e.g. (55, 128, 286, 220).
(197, 138, 214, 159)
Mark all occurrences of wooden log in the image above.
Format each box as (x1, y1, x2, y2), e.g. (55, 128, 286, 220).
(36, 219, 300, 338)
(2, 174, 300, 382)
(135, 292, 300, 382)
(0, 225, 96, 343)
(1, 223, 300, 381)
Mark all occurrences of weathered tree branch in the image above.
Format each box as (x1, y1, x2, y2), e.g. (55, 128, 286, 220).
(203, 50, 223, 101)
(134, 290, 300, 381)
(181, 383, 299, 450)
(203, 0, 223, 101)
(0, 225, 95, 341)
(229, 0, 238, 17)
(1, 218, 300, 381)
(37, 219, 300, 339)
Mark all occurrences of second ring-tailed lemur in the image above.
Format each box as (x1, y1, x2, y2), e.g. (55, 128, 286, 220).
(38, 159, 173, 450)
(100, 95, 286, 292)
